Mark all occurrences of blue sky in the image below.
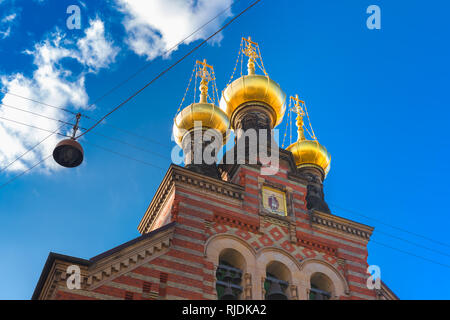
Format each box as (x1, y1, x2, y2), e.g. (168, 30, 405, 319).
(0, 0, 449, 300)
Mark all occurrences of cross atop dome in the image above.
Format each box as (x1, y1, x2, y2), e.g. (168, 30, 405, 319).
(196, 59, 215, 103)
(242, 36, 260, 75)
(290, 94, 306, 142)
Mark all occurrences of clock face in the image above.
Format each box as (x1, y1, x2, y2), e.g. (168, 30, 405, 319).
(262, 187, 287, 216)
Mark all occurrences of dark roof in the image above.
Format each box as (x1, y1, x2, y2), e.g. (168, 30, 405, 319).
(381, 280, 400, 300)
(31, 222, 176, 300)
(31, 253, 91, 300)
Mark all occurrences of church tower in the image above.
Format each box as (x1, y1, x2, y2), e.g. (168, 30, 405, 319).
(33, 37, 398, 301)
(286, 95, 332, 214)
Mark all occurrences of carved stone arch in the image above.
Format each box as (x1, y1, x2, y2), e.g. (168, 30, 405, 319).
(256, 247, 303, 274)
(299, 258, 350, 299)
(205, 234, 257, 300)
(255, 247, 303, 299)
(205, 234, 257, 264)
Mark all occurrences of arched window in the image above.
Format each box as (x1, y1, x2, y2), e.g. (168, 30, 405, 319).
(309, 272, 334, 300)
(264, 261, 290, 300)
(215, 249, 245, 300)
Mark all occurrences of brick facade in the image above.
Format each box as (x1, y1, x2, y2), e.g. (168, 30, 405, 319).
(33, 149, 398, 300)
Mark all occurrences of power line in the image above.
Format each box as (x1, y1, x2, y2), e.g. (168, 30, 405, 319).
(0, 155, 52, 190)
(374, 229, 450, 259)
(92, 122, 171, 149)
(0, 102, 79, 127)
(0, 101, 171, 156)
(0, 112, 169, 173)
(329, 203, 450, 249)
(76, 0, 263, 140)
(92, 132, 169, 160)
(0, 141, 167, 192)
(83, 141, 166, 171)
(85, 0, 243, 111)
(0, 101, 171, 149)
(0, 115, 170, 161)
(0, 124, 64, 173)
(0, 90, 81, 117)
(0, 115, 170, 163)
(0, 143, 166, 190)
(0, 115, 69, 136)
(371, 240, 450, 270)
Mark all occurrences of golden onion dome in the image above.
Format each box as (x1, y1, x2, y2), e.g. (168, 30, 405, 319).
(220, 74, 286, 127)
(173, 102, 230, 147)
(220, 37, 286, 128)
(287, 139, 331, 176)
(286, 94, 331, 177)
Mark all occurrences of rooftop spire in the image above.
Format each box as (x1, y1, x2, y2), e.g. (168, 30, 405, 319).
(290, 95, 306, 141)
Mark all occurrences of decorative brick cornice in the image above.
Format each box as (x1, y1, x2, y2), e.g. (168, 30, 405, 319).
(173, 171, 244, 200)
(138, 165, 244, 234)
(297, 234, 338, 256)
(213, 212, 259, 233)
(311, 210, 374, 241)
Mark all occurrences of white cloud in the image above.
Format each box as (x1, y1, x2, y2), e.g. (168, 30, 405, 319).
(0, 19, 118, 173)
(77, 19, 119, 72)
(2, 13, 17, 23)
(116, 0, 233, 60)
(0, 12, 17, 39)
(0, 26, 11, 39)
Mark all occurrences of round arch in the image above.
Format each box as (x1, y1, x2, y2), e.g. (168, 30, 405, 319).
(256, 247, 303, 299)
(256, 247, 303, 276)
(205, 234, 258, 299)
(205, 234, 257, 269)
(299, 258, 349, 298)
